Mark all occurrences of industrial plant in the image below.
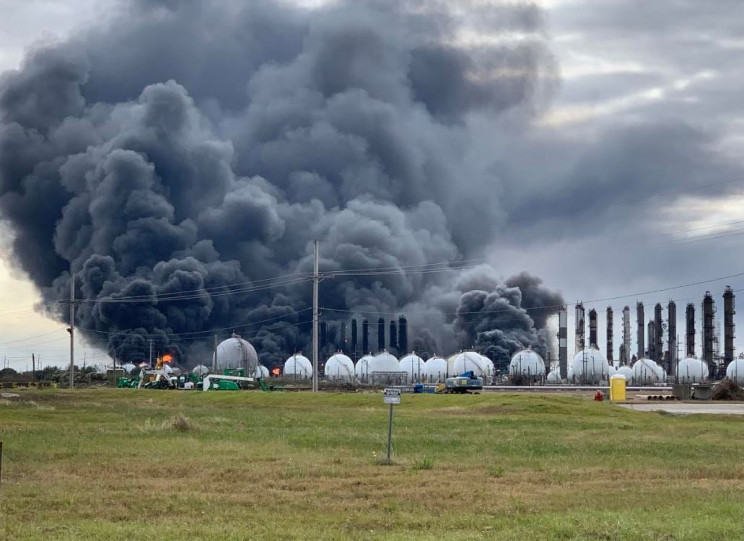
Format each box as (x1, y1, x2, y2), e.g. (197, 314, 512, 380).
(105, 284, 740, 395)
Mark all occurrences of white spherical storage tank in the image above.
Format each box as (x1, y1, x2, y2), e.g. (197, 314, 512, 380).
(214, 333, 259, 373)
(726, 359, 744, 385)
(546, 370, 561, 384)
(480, 355, 495, 382)
(370, 352, 400, 373)
(399, 353, 425, 383)
(283, 354, 312, 379)
(509, 349, 546, 380)
(324, 353, 355, 381)
(192, 364, 210, 377)
(368, 352, 402, 384)
(632, 358, 661, 385)
(570, 347, 609, 384)
(617, 366, 633, 382)
(450, 351, 490, 378)
(423, 356, 447, 383)
(676, 357, 708, 384)
(355, 354, 375, 383)
(121, 363, 137, 374)
(252, 365, 270, 378)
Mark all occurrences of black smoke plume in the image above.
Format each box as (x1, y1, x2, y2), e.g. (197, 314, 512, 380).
(0, 0, 562, 366)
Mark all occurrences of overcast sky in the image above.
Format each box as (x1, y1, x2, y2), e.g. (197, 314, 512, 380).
(0, 0, 742, 370)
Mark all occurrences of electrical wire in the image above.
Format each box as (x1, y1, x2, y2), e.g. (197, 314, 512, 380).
(75, 307, 313, 339)
(646, 218, 744, 239)
(320, 271, 744, 317)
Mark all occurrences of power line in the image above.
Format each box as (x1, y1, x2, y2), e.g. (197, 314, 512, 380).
(653, 226, 744, 247)
(0, 328, 65, 346)
(69, 276, 311, 304)
(75, 307, 313, 340)
(320, 270, 744, 317)
(646, 218, 744, 239)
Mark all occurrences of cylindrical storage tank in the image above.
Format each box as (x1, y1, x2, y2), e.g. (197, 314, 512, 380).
(725, 359, 744, 385)
(450, 351, 489, 378)
(632, 358, 660, 385)
(355, 354, 375, 383)
(677, 357, 708, 384)
(214, 333, 259, 373)
(509, 349, 546, 381)
(570, 347, 609, 384)
(617, 365, 633, 382)
(399, 353, 425, 384)
(423, 356, 447, 383)
(192, 364, 210, 377)
(283, 354, 312, 379)
(547, 370, 561, 384)
(324, 353, 355, 382)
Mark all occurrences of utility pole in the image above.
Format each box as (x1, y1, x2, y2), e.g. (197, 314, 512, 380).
(31, 354, 35, 382)
(212, 334, 218, 371)
(149, 339, 153, 369)
(69, 271, 75, 389)
(312, 240, 319, 393)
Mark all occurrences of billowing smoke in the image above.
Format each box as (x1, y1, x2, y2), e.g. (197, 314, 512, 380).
(0, 0, 563, 366)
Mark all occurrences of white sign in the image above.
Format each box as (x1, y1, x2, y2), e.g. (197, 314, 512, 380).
(383, 388, 401, 405)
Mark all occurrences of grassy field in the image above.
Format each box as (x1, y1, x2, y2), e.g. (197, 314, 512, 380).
(1, 390, 744, 540)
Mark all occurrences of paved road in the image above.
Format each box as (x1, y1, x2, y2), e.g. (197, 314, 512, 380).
(619, 403, 744, 415)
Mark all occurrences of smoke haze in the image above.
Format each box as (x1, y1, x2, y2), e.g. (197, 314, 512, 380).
(0, 0, 564, 366)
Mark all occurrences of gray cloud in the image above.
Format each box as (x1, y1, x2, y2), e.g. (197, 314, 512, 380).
(0, 0, 563, 366)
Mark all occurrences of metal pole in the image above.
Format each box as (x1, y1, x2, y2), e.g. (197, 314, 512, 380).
(69, 271, 75, 389)
(149, 339, 153, 369)
(387, 403, 394, 462)
(212, 335, 217, 371)
(312, 240, 319, 393)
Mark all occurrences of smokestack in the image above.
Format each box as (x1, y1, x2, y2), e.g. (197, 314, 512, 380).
(575, 303, 585, 352)
(724, 286, 735, 368)
(622, 306, 630, 366)
(654, 303, 663, 367)
(362, 319, 369, 354)
(378, 317, 385, 352)
(340, 321, 347, 353)
(668, 300, 676, 377)
(320, 321, 328, 351)
(558, 307, 568, 379)
(389, 319, 398, 352)
(398, 316, 408, 354)
(636, 302, 645, 358)
(589, 309, 598, 348)
(703, 292, 715, 374)
(647, 320, 655, 359)
(685, 303, 695, 357)
(606, 307, 614, 363)
(351, 319, 358, 358)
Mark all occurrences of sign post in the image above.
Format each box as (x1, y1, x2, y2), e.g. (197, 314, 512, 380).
(383, 388, 401, 462)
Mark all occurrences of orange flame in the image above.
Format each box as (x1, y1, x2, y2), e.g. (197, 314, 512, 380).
(162, 354, 173, 363)
(271, 368, 281, 376)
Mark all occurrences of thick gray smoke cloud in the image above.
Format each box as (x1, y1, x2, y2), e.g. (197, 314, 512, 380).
(0, 0, 563, 366)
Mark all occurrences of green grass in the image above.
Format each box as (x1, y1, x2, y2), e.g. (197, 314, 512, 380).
(1, 390, 744, 540)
